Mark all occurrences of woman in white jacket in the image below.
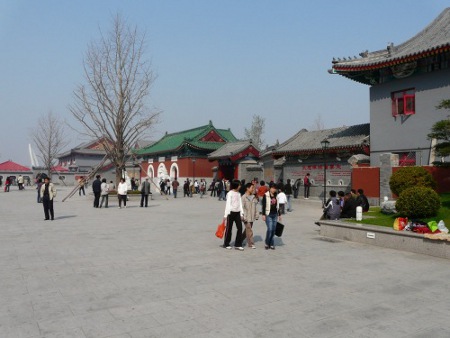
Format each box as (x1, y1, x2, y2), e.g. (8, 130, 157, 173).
(117, 178, 128, 208)
(222, 180, 244, 251)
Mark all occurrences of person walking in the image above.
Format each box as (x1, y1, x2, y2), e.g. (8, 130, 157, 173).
(99, 178, 109, 208)
(140, 178, 151, 207)
(117, 178, 128, 208)
(92, 175, 102, 208)
(209, 179, 216, 197)
(78, 177, 86, 196)
(40, 177, 56, 220)
(241, 182, 258, 249)
(277, 187, 287, 215)
(222, 180, 245, 251)
(4, 177, 11, 192)
(303, 173, 311, 199)
(262, 182, 282, 250)
(172, 178, 179, 198)
(284, 179, 293, 212)
(17, 175, 24, 190)
(36, 178, 43, 203)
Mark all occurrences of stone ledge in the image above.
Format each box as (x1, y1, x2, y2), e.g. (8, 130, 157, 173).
(318, 220, 450, 259)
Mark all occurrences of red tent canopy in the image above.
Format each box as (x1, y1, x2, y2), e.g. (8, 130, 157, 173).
(0, 160, 32, 172)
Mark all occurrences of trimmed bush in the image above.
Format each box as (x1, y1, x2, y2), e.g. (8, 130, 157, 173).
(395, 186, 441, 218)
(389, 167, 436, 196)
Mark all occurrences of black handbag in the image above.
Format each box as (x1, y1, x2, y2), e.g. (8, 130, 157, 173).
(275, 222, 284, 237)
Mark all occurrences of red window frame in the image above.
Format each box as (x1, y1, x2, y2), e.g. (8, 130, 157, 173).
(392, 89, 415, 117)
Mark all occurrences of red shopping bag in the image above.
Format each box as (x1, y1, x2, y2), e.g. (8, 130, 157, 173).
(215, 221, 225, 239)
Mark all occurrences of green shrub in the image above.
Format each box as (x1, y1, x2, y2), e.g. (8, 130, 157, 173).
(389, 166, 436, 196)
(395, 186, 441, 218)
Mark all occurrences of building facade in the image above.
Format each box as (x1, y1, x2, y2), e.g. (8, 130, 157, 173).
(330, 8, 450, 166)
(134, 121, 237, 184)
(272, 124, 370, 201)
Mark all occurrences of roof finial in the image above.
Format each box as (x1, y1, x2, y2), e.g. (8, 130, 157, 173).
(209, 120, 212, 126)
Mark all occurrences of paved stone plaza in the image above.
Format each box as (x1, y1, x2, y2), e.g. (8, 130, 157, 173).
(1, 186, 450, 338)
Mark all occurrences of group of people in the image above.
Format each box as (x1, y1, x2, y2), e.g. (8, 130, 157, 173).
(1, 175, 29, 192)
(222, 178, 290, 251)
(322, 188, 369, 221)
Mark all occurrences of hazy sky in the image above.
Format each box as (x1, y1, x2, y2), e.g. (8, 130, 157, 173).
(1, 0, 449, 166)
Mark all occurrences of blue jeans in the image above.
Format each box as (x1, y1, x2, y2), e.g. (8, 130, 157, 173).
(265, 213, 278, 247)
(286, 195, 292, 211)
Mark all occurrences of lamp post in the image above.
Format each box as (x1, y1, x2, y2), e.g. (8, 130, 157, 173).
(321, 138, 330, 206)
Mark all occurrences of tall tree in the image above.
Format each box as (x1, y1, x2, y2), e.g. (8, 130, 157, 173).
(428, 99, 450, 159)
(69, 14, 159, 184)
(31, 111, 69, 177)
(244, 114, 265, 150)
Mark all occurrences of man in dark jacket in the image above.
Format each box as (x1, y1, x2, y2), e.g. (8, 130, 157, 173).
(356, 189, 370, 212)
(140, 178, 151, 207)
(284, 179, 293, 212)
(92, 175, 102, 208)
(341, 193, 357, 218)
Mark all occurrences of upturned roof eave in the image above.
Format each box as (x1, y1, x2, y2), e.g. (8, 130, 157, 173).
(333, 44, 450, 73)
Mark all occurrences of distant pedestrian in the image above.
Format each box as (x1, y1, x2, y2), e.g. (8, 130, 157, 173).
(36, 178, 43, 203)
(117, 178, 128, 208)
(262, 182, 281, 250)
(4, 177, 11, 192)
(92, 175, 102, 208)
(140, 178, 151, 207)
(277, 187, 287, 215)
(303, 173, 311, 199)
(218, 178, 226, 201)
(17, 175, 24, 190)
(209, 180, 216, 197)
(222, 180, 245, 251)
(78, 177, 86, 196)
(40, 177, 56, 220)
(172, 178, 179, 198)
(99, 178, 109, 208)
(284, 179, 293, 211)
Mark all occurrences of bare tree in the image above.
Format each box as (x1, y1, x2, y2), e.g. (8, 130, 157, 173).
(31, 111, 69, 177)
(310, 114, 325, 130)
(244, 114, 265, 150)
(69, 14, 159, 184)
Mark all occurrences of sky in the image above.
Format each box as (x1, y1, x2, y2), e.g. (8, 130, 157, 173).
(1, 0, 449, 166)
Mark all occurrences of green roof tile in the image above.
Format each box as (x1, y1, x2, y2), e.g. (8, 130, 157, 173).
(134, 123, 237, 156)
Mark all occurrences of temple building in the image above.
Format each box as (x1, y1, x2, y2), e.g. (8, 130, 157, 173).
(134, 121, 237, 182)
(208, 140, 261, 181)
(272, 124, 370, 200)
(330, 7, 450, 166)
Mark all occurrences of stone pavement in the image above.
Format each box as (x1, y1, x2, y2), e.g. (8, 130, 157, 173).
(1, 186, 450, 338)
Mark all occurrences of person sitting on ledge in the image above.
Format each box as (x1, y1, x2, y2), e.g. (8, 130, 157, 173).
(341, 192, 357, 218)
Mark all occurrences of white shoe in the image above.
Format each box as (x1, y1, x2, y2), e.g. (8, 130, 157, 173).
(251, 245, 256, 249)
(225, 246, 232, 250)
(235, 247, 244, 251)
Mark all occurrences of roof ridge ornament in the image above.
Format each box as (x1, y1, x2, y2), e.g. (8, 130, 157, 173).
(387, 42, 395, 56)
(359, 50, 369, 58)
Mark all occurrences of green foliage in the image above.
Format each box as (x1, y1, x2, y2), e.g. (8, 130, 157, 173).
(396, 186, 441, 218)
(389, 166, 436, 196)
(427, 120, 450, 158)
(428, 99, 450, 158)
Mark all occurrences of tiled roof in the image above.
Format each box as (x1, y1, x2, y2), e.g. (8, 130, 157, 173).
(0, 160, 32, 172)
(208, 140, 258, 160)
(331, 8, 450, 72)
(273, 124, 370, 156)
(135, 123, 237, 156)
